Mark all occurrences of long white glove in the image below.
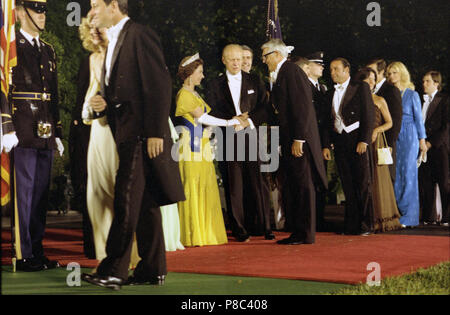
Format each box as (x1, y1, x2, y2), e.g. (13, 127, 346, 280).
(81, 102, 94, 124)
(55, 137, 64, 157)
(2, 132, 19, 153)
(196, 113, 240, 127)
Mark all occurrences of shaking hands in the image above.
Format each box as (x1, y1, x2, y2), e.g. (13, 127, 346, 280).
(233, 112, 250, 131)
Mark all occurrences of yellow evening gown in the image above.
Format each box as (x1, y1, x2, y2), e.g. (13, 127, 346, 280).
(175, 88, 228, 247)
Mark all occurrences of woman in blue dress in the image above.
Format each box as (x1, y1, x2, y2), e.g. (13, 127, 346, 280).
(386, 62, 428, 227)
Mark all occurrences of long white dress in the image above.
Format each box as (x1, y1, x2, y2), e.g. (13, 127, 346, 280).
(160, 119, 185, 252)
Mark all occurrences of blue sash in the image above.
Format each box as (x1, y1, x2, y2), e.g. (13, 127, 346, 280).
(180, 107, 207, 152)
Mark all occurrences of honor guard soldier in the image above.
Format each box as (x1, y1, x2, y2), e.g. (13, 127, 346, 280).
(11, 0, 63, 271)
(305, 51, 329, 232)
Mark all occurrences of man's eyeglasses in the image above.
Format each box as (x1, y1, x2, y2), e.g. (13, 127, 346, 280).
(261, 51, 276, 61)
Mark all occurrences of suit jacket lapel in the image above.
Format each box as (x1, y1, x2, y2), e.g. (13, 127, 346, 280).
(221, 75, 235, 112)
(100, 52, 107, 96)
(425, 94, 441, 123)
(239, 73, 250, 113)
(103, 20, 132, 90)
(339, 81, 358, 114)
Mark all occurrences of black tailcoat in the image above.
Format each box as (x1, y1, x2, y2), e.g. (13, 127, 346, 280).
(419, 92, 449, 223)
(95, 19, 184, 280)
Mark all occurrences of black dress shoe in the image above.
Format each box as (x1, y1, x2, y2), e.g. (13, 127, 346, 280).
(83, 274, 123, 291)
(264, 232, 276, 240)
(37, 256, 60, 269)
(276, 236, 304, 245)
(126, 275, 166, 286)
(81, 272, 98, 282)
(235, 234, 250, 242)
(16, 259, 45, 272)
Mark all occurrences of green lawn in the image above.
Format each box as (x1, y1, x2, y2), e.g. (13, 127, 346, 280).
(331, 262, 450, 295)
(1, 266, 349, 295)
(3, 262, 448, 295)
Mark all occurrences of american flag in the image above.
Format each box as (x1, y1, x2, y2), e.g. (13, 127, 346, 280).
(1, 0, 17, 96)
(1, 0, 16, 207)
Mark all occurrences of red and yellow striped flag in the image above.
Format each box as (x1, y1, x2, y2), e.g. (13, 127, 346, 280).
(1, 0, 17, 207)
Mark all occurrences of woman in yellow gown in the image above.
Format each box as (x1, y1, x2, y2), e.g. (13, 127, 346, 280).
(175, 54, 241, 247)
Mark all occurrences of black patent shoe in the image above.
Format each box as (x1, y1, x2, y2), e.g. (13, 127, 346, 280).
(125, 275, 166, 286)
(37, 256, 60, 269)
(16, 259, 46, 272)
(83, 274, 123, 291)
(276, 236, 304, 245)
(264, 232, 276, 240)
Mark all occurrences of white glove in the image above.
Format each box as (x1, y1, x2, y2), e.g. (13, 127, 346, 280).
(55, 137, 64, 157)
(2, 132, 19, 153)
(81, 102, 94, 124)
(196, 113, 239, 127)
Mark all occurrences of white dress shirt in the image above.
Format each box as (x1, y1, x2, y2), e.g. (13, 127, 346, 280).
(226, 70, 255, 130)
(269, 57, 287, 91)
(105, 16, 130, 86)
(309, 77, 320, 91)
(373, 77, 386, 94)
(422, 89, 438, 123)
(20, 29, 40, 48)
(333, 77, 351, 134)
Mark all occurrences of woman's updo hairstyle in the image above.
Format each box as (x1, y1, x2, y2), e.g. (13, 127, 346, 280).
(177, 54, 204, 81)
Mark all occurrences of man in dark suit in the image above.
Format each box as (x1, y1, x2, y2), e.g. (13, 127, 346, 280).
(207, 44, 274, 241)
(367, 59, 402, 182)
(10, 0, 63, 272)
(322, 58, 374, 235)
(261, 39, 327, 245)
(419, 71, 449, 225)
(83, 0, 185, 290)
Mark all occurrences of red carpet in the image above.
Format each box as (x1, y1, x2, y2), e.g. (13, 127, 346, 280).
(2, 229, 449, 284)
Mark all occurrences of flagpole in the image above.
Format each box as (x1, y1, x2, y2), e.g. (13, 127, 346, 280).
(266, 0, 271, 39)
(7, 66, 17, 272)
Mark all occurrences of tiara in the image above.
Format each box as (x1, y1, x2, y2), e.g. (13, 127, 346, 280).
(182, 53, 200, 67)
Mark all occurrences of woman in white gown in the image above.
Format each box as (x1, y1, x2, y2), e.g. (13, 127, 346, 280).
(160, 119, 185, 252)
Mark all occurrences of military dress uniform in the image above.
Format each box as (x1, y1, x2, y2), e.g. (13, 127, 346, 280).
(11, 27, 61, 271)
(306, 51, 329, 231)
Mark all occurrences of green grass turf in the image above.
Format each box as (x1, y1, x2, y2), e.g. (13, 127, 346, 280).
(331, 262, 450, 295)
(1, 266, 350, 295)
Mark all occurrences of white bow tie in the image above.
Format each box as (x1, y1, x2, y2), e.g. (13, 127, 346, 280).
(107, 28, 120, 42)
(423, 94, 432, 103)
(228, 74, 241, 82)
(270, 72, 277, 83)
(334, 84, 344, 90)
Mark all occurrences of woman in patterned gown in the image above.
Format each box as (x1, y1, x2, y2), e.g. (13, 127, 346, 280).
(386, 62, 427, 227)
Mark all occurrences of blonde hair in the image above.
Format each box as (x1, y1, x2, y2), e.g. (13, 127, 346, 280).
(387, 61, 415, 90)
(79, 16, 102, 53)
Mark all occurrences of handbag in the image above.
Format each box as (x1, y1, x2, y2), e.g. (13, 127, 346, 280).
(376, 131, 393, 165)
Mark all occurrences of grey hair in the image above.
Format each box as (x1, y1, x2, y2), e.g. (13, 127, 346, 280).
(261, 39, 294, 58)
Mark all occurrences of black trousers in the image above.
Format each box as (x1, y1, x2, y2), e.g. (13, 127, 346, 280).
(333, 132, 373, 234)
(281, 143, 316, 243)
(223, 130, 270, 237)
(419, 147, 449, 223)
(227, 159, 270, 236)
(96, 139, 166, 280)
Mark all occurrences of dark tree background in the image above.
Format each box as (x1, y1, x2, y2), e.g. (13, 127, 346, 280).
(42, 0, 449, 210)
